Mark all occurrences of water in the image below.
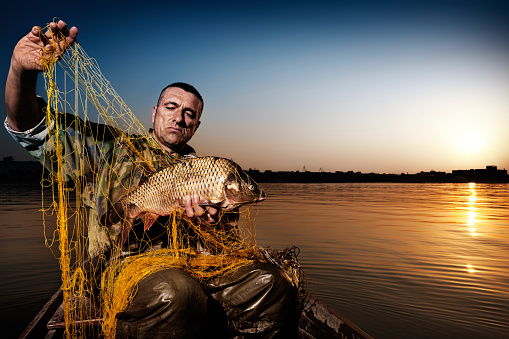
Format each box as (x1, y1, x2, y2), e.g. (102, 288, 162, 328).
(0, 183, 61, 338)
(1, 182, 508, 338)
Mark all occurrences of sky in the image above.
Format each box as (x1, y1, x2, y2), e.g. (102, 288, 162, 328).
(1, 0, 508, 174)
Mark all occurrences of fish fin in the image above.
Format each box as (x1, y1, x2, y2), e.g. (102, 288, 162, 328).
(140, 212, 159, 231)
(119, 217, 135, 247)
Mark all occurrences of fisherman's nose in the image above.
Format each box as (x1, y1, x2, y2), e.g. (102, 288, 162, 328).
(172, 110, 184, 124)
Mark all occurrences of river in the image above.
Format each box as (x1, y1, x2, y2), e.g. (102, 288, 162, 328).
(1, 182, 508, 338)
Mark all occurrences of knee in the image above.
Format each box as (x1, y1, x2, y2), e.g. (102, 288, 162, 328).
(208, 261, 299, 337)
(141, 268, 207, 311)
(116, 268, 209, 338)
(117, 268, 208, 320)
(253, 261, 297, 310)
(214, 261, 297, 313)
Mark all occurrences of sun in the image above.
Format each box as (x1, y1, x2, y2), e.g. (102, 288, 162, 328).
(456, 133, 484, 154)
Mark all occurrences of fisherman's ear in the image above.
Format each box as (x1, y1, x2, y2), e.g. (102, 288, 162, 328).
(195, 120, 201, 130)
(152, 106, 157, 124)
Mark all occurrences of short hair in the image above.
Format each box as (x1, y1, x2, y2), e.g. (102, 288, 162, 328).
(157, 82, 204, 115)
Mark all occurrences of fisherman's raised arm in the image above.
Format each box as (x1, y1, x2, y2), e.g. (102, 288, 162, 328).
(5, 20, 78, 131)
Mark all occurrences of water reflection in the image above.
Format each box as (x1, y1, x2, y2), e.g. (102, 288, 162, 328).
(468, 183, 477, 236)
(3, 182, 509, 339)
(465, 184, 478, 274)
(254, 182, 509, 338)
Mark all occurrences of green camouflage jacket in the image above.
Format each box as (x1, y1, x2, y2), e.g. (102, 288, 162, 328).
(5, 98, 195, 257)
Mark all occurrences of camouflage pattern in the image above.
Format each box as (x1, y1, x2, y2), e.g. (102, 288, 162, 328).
(20, 103, 195, 257)
(90, 137, 195, 256)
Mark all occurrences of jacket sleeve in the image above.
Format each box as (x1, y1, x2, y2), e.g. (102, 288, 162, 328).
(4, 97, 118, 183)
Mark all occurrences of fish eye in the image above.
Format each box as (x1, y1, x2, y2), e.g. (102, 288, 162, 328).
(248, 185, 255, 190)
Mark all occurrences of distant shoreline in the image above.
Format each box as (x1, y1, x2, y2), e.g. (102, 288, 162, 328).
(246, 170, 509, 184)
(1, 158, 508, 184)
(1, 171, 507, 184)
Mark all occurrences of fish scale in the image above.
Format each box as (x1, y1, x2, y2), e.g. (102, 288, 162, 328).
(104, 156, 265, 246)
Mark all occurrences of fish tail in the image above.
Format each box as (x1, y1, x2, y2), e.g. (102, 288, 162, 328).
(140, 212, 159, 231)
(119, 217, 135, 247)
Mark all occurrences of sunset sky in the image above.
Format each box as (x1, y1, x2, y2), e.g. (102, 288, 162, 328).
(1, 0, 508, 173)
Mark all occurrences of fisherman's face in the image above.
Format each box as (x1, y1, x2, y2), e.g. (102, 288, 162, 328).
(152, 87, 202, 154)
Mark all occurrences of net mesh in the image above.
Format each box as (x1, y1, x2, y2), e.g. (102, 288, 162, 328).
(36, 20, 305, 338)
(38, 23, 262, 338)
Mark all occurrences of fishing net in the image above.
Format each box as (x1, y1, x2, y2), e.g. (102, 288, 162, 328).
(35, 21, 305, 338)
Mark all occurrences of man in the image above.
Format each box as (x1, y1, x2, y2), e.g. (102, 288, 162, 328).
(5, 20, 297, 338)
(5, 21, 214, 229)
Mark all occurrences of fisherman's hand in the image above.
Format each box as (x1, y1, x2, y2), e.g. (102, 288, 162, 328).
(183, 194, 220, 226)
(11, 20, 78, 74)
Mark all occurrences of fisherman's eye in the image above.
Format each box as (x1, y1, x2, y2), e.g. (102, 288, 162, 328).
(185, 111, 196, 119)
(165, 104, 177, 110)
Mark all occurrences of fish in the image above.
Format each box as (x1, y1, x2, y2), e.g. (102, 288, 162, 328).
(103, 156, 265, 246)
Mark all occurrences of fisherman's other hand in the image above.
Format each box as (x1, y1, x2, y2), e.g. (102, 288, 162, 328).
(11, 20, 78, 73)
(183, 194, 220, 226)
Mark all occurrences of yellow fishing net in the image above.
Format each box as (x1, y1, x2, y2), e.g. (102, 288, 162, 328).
(37, 22, 273, 338)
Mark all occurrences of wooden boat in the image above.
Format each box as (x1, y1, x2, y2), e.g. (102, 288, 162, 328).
(298, 296, 373, 338)
(20, 288, 373, 338)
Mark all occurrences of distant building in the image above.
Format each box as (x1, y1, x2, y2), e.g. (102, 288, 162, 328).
(236, 164, 509, 183)
(419, 170, 446, 176)
(452, 166, 508, 182)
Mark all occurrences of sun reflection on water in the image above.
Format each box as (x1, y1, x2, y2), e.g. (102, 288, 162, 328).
(466, 185, 477, 274)
(467, 183, 477, 236)
(254, 182, 509, 337)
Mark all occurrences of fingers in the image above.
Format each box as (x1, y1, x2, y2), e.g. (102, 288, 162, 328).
(207, 206, 220, 219)
(184, 194, 206, 218)
(57, 20, 78, 48)
(183, 195, 220, 225)
(30, 26, 41, 37)
(57, 20, 69, 36)
(24, 26, 44, 47)
(40, 20, 78, 58)
(67, 26, 79, 43)
(44, 22, 57, 40)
